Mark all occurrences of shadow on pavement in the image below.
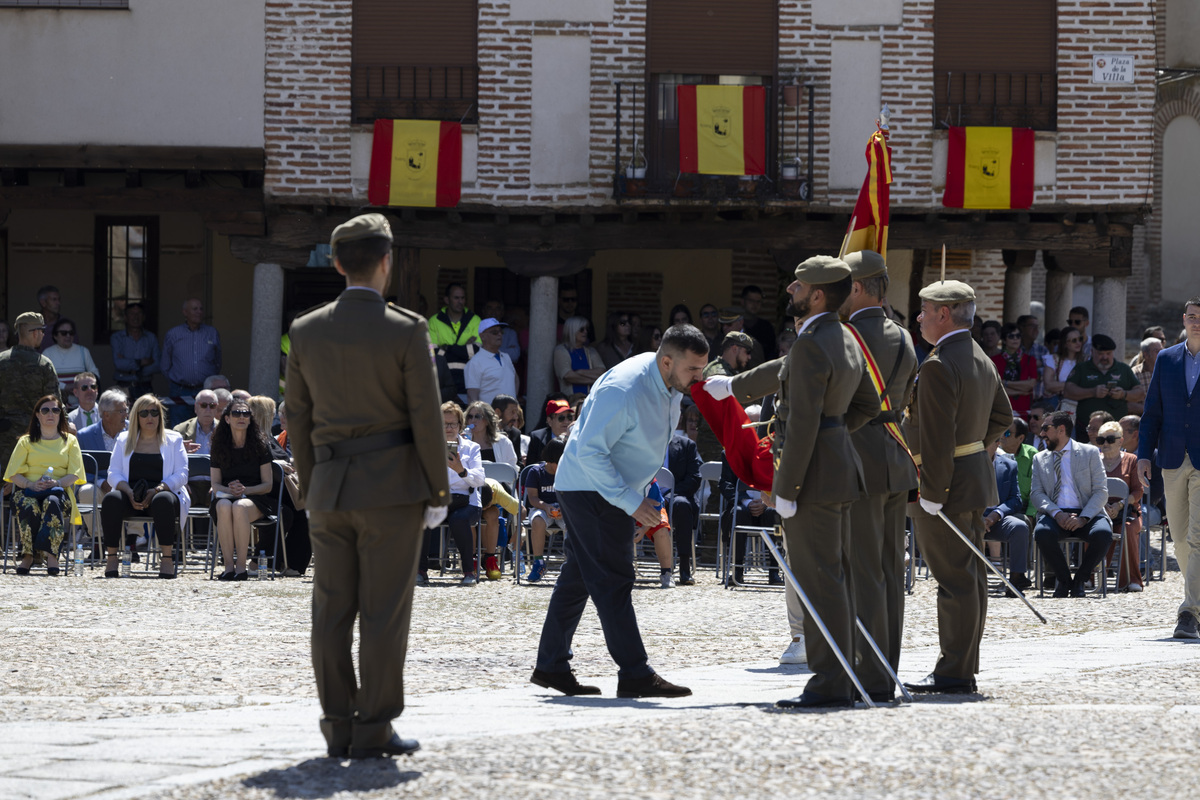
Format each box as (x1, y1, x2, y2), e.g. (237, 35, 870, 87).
(539, 695, 763, 711)
(242, 757, 420, 798)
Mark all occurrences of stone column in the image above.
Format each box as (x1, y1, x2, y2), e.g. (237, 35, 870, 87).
(1044, 270, 1073, 340)
(249, 262, 285, 400)
(526, 275, 559, 432)
(1003, 268, 1032, 323)
(1092, 276, 1129, 360)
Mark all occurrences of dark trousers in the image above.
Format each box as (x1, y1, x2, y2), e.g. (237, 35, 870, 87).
(665, 496, 695, 577)
(985, 514, 1031, 577)
(310, 504, 423, 751)
(1034, 510, 1113, 586)
(420, 503, 480, 573)
(913, 506, 988, 680)
(100, 490, 179, 548)
(284, 507, 312, 574)
(536, 490, 653, 680)
(849, 489, 907, 695)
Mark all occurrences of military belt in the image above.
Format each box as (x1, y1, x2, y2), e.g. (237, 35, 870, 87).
(911, 441, 985, 468)
(818, 415, 845, 429)
(868, 411, 898, 426)
(314, 429, 414, 463)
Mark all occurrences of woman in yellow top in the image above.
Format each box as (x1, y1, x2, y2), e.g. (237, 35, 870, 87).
(3, 394, 85, 575)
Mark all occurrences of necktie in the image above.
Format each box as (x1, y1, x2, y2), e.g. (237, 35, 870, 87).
(85, 410, 95, 427)
(1052, 450, 1063, 503)
(495, 353, 503, 365)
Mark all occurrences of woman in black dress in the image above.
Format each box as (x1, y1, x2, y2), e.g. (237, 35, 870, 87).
(209, 398, 276, 580)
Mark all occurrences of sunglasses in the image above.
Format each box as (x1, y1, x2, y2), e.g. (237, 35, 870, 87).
(76, 384, 97, 391)
(1040, 424, 1053, 432)
(138, 408, 160, 418)
(1096, 435, 1122, 445)
(465, 413, 486, 420)
(197, 402, 217, 409)
(229, 409, 252, 418)
(56, 330, 75, 336)
(1005, 333, 1021, 339)
(38, 406, 61, 415)
(553, 413, 575, 422)
(1068, 319, 1086, 326)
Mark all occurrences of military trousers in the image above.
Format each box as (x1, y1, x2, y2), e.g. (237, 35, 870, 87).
(784, 500, 855, 701)
(848, 489, 908, 695)
(309, 503, 423, 751)
(912, 507, 988, 680)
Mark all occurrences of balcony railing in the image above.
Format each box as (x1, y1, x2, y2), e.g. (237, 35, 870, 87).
(934, 71, 1057, 130)
(351, 65, 479, 125)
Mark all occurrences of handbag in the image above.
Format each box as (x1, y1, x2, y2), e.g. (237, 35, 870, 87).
(130, 478, 152, 503)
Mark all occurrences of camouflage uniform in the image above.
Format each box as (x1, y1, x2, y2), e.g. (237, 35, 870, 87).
(0, 345, 60, 469)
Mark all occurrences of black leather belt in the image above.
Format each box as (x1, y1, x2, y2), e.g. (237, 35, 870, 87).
(869, 411, 898, 426)
(314, 429, 413, 463)
(819, 415, 845, 429)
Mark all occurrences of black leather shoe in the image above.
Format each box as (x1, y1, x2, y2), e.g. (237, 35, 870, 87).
(1005, 574, 1033, 597)
(902, 673, 977, 694)
(1053, 583, 1070, 598)
(678, 573, 695, 586)
(348, 733, 420, 759)
(776, 691, 854, 709)
(327, 746, 349, 759)
(1070, 581, 1086, 598)
(530, 668, 601, 696)
(853, 689, 896, 704)
(616, 672, 692, 698)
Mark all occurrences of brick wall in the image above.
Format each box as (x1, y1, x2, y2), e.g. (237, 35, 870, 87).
(606, 270, 663, 329)
(731, 249, 785, 330)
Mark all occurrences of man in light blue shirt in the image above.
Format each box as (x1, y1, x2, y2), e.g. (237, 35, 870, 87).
(532, 325, 709, 699)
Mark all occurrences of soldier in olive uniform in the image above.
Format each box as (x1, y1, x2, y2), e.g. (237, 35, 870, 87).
(707, 256, 880, 708)
(286, 214, 451, 759)
(0, 312, 60, 469)
(840, 250, 919, 702)
(902, 280, 1012, 695)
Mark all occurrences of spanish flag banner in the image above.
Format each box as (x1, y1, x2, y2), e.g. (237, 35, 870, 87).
(842, 129, 892, 258)
(943, 126, 1035, 210)
(677, 85, 766, 176)
(368, 119, 462, 208)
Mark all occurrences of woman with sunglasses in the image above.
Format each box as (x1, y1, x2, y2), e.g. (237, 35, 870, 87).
(1097, 420, 1145, 592)
(3, 395, 85, 575)
(991, 321, 1038, 419)
(553, 316, 605, 397)
(43, 317, 100, 408)
(101, 395, 190, 578)
(209, 399, 276, 580)
(1042, 325, 1085, 413)
(595, 310, 636, 371)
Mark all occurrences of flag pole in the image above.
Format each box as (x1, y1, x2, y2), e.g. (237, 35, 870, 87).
(838, 215, 857, 259)
(940, 244, 946, 283)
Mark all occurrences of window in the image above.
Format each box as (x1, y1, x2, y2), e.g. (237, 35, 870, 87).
(351, 0, 479, 124)
(933, 0, 1057, 130)
(0, 1, 128, 7)
(93, 218, 158, 343)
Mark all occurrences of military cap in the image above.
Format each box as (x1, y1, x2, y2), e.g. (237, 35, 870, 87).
(721, 331, 754, 351)
(919, 280, 976, 305)
(1091, 333, 1117, 352)
(842, 250, 887, 281)
(330, 213, 393, 256)
(793, 255, 850, 285)
(14, 311, 44, 330)
(718, 306, 745, 325)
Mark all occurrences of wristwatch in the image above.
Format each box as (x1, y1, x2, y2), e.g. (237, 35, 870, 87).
(457, 469, 467, 477)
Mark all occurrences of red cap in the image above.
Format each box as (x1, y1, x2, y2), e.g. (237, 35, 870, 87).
(546, 398, 571, 416)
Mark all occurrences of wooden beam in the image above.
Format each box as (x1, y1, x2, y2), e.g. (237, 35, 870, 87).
(0, 185, 263, 216)
(0, 145, 264, 172)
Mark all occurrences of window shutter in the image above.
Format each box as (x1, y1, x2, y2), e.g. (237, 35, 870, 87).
(934, 0, 1055, 74)
(646, 0, 777, 77)
(352, 0, 478, 67)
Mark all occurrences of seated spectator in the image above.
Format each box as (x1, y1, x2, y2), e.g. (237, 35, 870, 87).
(44, 318, 99, 406)
(992, 322, 1038, 419)
(77, 388, 129, 509)
(418, 402, 485, 586)
(480, 298, 522, 365)
(1096, 420, 1144, 591)
(101, 395, 190, 579)
(109, 302, 160, 397)
(665, 423, 702, 586)
(3, 395, 85, 575)
(527, 397, 574, 466)
(1064, 334, 1144, 441)
(174, 389, 220, 455)
(983, 439, 1032, 594)
(980, 319, 1003, 358)
(668, 304, 693, 327)
(1119, 414, 1139, 454)
(1086, 410, 1116, 445)
(1129, 336, 1163, 416)
(464, 318, 518, 405)
(479, 478, 519, 581)
(231, 389, 251, 404)
(465, 401, 518, 470)
(209, 398, 276, 581)
(595, 310, 636, 370)
(523, 436, 565, 583)
(490, 394, 525, 466)
(723, 466, 782, 586)
(67, 372, 101, 431)
(1027, 401, 1053, 450)
(249, 394, 310, 576)
(681, 403, 701, 444)
(998, 416, 1038, 517)
(553, 316, 605, 396)
(204, 374, 232, 392)
(213, 388, 233, 417)
(1031, 411, 1113, 598)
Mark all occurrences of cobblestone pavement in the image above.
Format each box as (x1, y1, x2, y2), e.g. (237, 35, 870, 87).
(1, 546, 1198, 799)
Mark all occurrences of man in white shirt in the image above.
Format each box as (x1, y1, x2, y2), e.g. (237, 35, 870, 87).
(1030, 410, 1113, 598)
(464, 318, 517, 405)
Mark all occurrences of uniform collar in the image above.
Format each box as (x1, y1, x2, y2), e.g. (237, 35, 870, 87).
(798, 311, 831, 335)
(849, 306, 885, 321)
(935, 328, 971, 347)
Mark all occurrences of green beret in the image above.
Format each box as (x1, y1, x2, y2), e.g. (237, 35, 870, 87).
(14, 311, 44, 329)
(842, 250, 887, 281)
(718, 306, 745, 325)
(919, 280, 976, 305)
(793, 255, 850, 285)
(721, 331, 754, 351)
(330, 213, 393, 257)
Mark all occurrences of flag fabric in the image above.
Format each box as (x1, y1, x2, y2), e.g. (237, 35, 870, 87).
(689, 384, 775, 493)
(842, 129, 892, 258)
(368, 119, 462, 207)
(943, 126, 1035, 210)
(677, 85, 766, 176)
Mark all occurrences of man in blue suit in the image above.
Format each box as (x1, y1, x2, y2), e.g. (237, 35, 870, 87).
(1138, 296, 1200, 639)
(76, 388, 128, 490)
(983, 440, 1032, 595)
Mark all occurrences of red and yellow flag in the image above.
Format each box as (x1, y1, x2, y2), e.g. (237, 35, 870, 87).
(843, 129, 892, 258)
(368, 119, 462, 208)
(677, 85, 766, 176)
(943, 126, 1034, 210)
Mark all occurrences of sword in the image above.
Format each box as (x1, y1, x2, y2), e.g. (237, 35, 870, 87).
(936, 509, 1048, 624)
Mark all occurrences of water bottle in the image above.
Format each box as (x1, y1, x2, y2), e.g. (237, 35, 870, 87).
(517, 551, 526, 577)
(496, 516, 509, 549)
(121, 546, 131, 578)
(258, 550, 268, 580)
(41, 466, 54, 486)
(462, 424, 473, 441)
(74, 544, 84, 577)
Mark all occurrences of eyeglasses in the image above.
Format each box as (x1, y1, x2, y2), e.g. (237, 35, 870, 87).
(138, 409, 160, 419)
(229, 409, 252, 418)
(76, 384, 97, 391)
(197, 402, 217, 409)
(1096, 435, 1122, 445)
(1068, 319, 1086, 326)
(553, 412, 575, 422)
(443, 420, 461, 429)
(37, 406, 61, 415)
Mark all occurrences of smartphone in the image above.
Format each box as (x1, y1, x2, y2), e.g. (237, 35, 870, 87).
(446, 440, 459, 458)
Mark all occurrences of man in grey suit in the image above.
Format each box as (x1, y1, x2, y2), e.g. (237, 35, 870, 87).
(1031, 410, 1113, 598)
